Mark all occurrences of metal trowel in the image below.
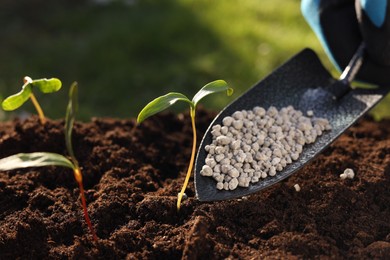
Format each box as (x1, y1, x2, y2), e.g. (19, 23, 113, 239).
(194, 43, 389, 202)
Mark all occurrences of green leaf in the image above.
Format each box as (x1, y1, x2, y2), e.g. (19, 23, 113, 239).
(0, 152, 75, 171)
(137, 92, 192, 123)
(65, 82, 78, 165)
(192, 80, 233, 107)
(32, 78, 62, 93)
(1, 83, 32, 111)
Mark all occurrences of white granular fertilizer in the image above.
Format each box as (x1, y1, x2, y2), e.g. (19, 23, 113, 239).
(294, 184, 301, 192)
(200, 106, 331, 190)
(340, 168, 355, 180)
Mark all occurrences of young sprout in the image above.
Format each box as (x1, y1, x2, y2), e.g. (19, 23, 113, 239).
(0, 83, 98, 242)
(1, 76, 62, 124)
(137, 80, 233, 210)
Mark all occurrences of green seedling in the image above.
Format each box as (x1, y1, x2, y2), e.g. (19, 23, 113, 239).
(0, 83, 98, 242)
(2, 76, 62, 124)
(137, 80, 233, 210)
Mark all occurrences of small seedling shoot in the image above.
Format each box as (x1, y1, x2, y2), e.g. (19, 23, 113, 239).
(1, 76, 62, 124)
(137, 80, 233, 210)
(0, 83, 98, 242)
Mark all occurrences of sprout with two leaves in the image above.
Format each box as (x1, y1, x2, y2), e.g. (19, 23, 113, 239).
(0, 83, 98, 242)
(1, 76, 62, 124)
(137, 80, 233, 210)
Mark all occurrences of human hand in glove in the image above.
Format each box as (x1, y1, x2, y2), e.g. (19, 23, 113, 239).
(301, 0, 390, 87)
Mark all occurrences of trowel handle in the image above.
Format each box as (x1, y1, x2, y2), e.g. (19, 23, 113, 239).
(339, 42, 365, 85)
(329, 42, 365, 99)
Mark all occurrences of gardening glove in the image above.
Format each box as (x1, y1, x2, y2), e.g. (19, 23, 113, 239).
(301, 0, 390, 87)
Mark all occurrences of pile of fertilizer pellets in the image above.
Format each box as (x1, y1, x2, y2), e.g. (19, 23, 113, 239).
(200, 106, 332, 191)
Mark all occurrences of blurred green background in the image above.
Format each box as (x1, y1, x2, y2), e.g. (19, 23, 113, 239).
(0, 0, 389, 121)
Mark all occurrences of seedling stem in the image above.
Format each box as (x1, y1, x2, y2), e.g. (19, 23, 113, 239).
(74, 167, 98, 242)
(29, 93, 46, 124)
(177, 108, 197, 209)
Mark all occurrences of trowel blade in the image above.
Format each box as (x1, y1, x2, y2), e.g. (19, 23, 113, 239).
(194, 48, 389, 202)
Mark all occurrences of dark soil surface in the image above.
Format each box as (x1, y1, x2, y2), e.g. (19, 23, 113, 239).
(0, 109, 389, 259)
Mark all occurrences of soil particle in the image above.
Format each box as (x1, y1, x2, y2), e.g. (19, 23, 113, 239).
(0, 110, 389, 259)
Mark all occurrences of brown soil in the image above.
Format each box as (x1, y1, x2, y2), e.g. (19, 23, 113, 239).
(0, 109, 389, 259)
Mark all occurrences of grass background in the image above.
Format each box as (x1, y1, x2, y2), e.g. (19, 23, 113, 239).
(0, 0, 389, 121)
